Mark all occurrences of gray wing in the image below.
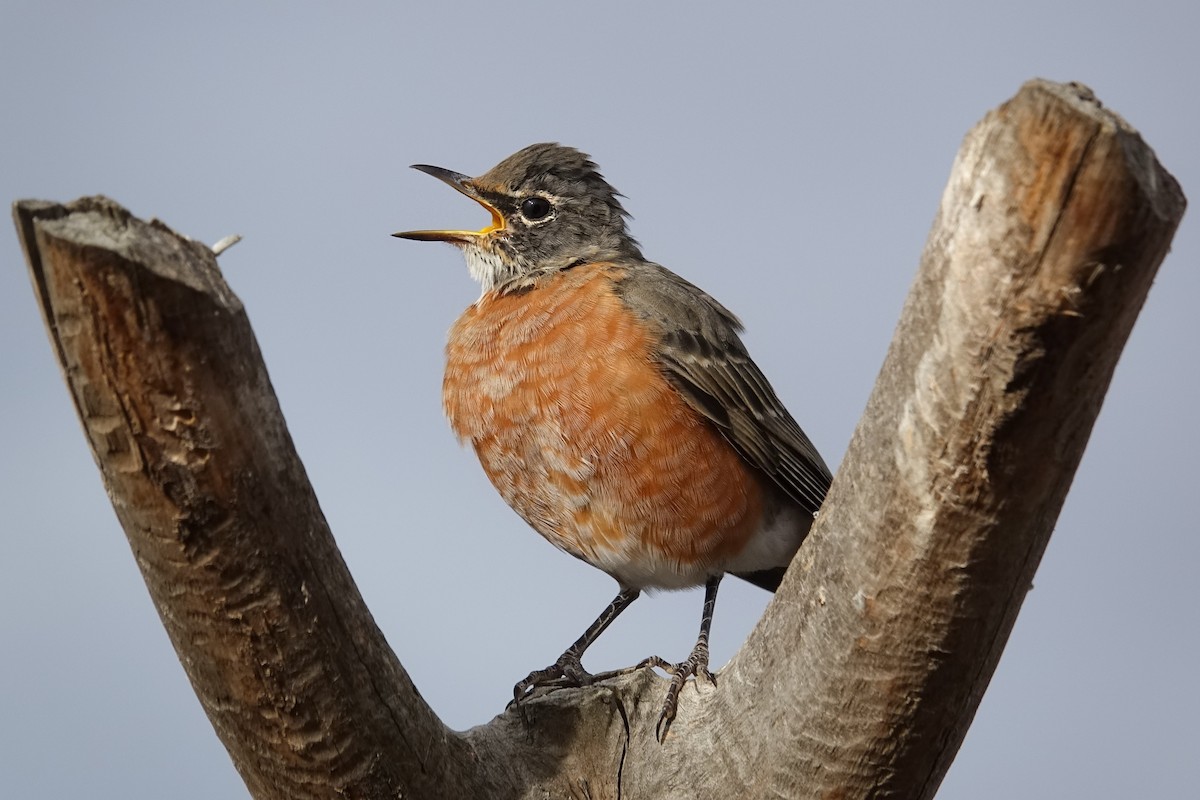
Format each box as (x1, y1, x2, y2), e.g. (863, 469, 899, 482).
(615, 263, 832, 515)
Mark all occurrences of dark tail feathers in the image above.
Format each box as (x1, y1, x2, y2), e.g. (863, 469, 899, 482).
(733, 567, 786, 592)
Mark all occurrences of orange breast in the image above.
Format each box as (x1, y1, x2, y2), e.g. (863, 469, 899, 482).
(443, 263, 763, 589)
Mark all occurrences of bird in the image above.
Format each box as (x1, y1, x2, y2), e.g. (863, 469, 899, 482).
(394, 143, 831, 740)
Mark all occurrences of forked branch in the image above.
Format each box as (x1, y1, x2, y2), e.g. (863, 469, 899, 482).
(14, 79, 1184, 798)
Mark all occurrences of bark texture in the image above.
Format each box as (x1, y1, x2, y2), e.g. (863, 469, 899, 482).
(15, 79, 1185, 799)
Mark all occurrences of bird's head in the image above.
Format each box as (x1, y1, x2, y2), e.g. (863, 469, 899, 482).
(394, 143, 642, 291)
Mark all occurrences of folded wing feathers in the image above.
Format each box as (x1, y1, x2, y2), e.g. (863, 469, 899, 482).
(658, 335, 831, 515)
(617, 263, 832, 515)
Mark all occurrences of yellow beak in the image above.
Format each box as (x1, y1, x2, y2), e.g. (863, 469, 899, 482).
(392, 165, 505, 243)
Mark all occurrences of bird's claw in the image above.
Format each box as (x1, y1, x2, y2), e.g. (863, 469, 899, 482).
(510, 647, 715, 741)
(512, 651, 594, 706)
(642, 645, 714, 742)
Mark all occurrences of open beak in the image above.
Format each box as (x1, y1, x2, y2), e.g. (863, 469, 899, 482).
(392, 165, 505, 243)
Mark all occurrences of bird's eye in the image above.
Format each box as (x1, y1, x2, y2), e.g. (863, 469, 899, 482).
(520, 196, 552, 221)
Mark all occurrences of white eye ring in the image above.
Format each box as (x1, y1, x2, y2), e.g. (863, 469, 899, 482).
(520, 196, 553, 221)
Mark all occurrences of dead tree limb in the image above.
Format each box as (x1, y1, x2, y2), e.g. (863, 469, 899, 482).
(14, 79, 1184, 799)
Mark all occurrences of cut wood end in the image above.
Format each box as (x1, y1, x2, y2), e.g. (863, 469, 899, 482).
(949, 79, 1185, 283)
(1019, 79, 1112, 125)
(15, 195, 242, 309)
(1014, 79, 1185, 217)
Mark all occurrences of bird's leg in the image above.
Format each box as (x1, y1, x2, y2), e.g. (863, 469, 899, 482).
(513, 587, 641, 702)
(646, 574, 722, 741)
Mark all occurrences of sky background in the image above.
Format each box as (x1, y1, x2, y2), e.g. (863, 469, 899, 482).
(2, 2, 1196, 797)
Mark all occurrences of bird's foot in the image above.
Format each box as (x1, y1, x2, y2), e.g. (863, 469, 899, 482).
(640, 643, 715, 742)
(512, 650, 595, 705)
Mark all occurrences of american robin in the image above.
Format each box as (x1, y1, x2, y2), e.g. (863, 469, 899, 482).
(394, 143, 831, 739)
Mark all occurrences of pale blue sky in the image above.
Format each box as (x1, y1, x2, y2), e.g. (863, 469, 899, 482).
(2, 2, 1197, 797)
